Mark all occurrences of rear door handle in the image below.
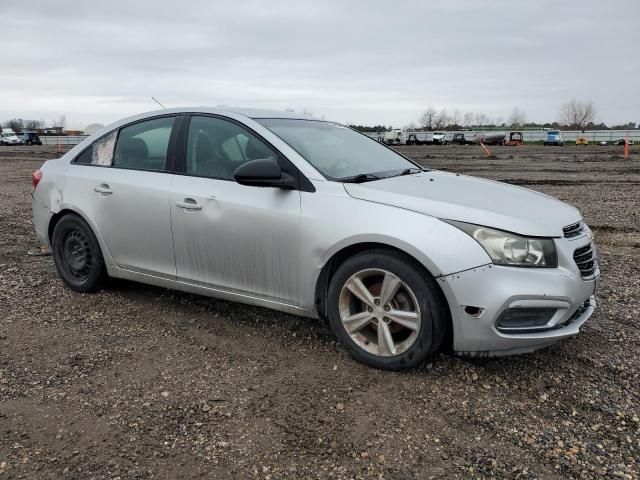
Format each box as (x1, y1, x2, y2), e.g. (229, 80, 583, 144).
(94, 184, 113, 194)
(175, 198, 202, 210)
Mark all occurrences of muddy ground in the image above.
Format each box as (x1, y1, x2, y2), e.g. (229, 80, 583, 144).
(0, 144, 638, 479)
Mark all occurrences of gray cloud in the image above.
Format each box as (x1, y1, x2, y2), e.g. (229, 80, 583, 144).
(1, 0, 638, 129)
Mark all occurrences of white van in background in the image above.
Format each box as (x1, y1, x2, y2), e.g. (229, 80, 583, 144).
(1, 128, 20, 145)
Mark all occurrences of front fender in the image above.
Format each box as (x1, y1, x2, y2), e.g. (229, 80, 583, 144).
(318, 232, 453, 280)
(300, 185, 491, 310)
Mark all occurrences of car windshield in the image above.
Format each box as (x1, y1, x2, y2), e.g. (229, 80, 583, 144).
(256, 119, 418, 181)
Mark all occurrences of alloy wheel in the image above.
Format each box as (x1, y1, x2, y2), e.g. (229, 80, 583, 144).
(338, 268, 421, 357)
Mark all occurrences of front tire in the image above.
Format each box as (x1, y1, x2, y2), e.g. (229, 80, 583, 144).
(52, 214, 107, 292)
(327, 250, 447, 370)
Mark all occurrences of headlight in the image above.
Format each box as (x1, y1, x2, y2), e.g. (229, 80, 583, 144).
(446, 220, 557, 267)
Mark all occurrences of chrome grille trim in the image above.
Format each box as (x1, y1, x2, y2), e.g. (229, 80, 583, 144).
(573, 243, 597, 278)
(563, 221, 584, 238)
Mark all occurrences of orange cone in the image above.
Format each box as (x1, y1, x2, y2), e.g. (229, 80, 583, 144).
(624, 137, 629, 160)
(480, 142, 491, 158)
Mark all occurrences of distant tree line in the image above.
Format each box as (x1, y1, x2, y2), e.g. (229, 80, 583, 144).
(1, 115, 67, 132)
(350, 99, 637, 132)
(1, 118, 45, 131)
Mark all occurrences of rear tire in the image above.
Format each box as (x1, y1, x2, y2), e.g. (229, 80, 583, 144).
(326, 250, 447, 370)
(51, 214, 107, 292)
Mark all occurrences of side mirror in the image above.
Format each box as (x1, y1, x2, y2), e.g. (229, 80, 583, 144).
(233, 158, 297, 189)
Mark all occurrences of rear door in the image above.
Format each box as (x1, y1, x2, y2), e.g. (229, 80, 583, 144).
(170, 115, 302, 304)
(76, 116, 177, 278)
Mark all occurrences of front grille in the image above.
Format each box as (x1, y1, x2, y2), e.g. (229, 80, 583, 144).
(573, 243, 597, 278)
(563, 221, 584, 238)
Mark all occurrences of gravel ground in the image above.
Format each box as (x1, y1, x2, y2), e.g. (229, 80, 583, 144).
(0, 144, 638, 479)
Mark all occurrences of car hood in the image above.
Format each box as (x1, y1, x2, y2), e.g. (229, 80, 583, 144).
(343, 171, 581, 237)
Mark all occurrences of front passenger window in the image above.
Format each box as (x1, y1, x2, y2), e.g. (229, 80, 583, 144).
(113, 117, 175, 171)
(186, 116, 278, 180)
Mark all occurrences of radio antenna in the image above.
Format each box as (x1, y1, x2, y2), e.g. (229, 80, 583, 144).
(151, 96, 167, 109)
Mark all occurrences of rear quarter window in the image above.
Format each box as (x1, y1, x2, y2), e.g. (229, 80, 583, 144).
(73, 131, 117, 166)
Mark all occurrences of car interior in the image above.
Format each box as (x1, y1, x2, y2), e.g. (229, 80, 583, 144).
(187, 119, 276, 180)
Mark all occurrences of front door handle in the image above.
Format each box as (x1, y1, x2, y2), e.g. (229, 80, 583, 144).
(175, 198, 202, 210)
(94, 184, 113, 194)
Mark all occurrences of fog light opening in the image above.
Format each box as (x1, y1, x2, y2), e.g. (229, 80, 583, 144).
(495, 307, 557, 333)
(463, 306, 483, 317)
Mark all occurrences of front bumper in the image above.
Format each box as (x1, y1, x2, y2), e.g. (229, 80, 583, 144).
(438, 258, 598, 357)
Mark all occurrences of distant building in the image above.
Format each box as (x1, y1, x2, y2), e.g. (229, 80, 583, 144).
(37, 126, 64, 135)
(84, 123, 105, 135)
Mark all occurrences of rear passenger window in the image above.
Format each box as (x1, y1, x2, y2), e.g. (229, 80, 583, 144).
(74, 130, 117, 166)
(113, 117, 174, 171)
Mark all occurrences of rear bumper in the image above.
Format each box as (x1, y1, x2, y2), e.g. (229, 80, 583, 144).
(438, 262, 598, 357)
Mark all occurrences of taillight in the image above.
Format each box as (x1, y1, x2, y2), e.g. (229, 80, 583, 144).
(32, 169, 42, 192)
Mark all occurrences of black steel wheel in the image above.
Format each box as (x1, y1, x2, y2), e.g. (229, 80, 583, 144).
(52, 214, 107, 292)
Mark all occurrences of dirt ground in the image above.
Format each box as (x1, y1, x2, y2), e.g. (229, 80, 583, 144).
(0, 144, 638, 479)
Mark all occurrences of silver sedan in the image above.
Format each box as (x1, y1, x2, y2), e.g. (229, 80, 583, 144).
(32, 107, 598, 370)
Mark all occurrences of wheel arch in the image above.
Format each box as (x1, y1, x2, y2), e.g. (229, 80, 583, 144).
(313, 241, 453, 350)
(47, 207, 114, 270)
(48, 208, 90, 243)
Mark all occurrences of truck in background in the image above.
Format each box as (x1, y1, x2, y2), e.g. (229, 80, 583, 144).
(383, 129, 406, 145)
(19, 131, 43, 145)
(451, 133, 475, 145)
(544, 130, 564, 146)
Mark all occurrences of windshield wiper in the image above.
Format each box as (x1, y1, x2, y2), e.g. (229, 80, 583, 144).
(340, 173, 383, 183)
(400, 167, 425, 175)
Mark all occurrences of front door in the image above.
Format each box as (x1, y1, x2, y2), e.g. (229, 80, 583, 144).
(170, 115, 301, 304)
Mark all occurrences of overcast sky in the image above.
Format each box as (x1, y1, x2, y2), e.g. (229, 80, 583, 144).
(1, 0, 638, 129)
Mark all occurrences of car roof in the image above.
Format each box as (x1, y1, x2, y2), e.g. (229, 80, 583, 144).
(216, 106, 323, 120)
(126, 106, 324, 121)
